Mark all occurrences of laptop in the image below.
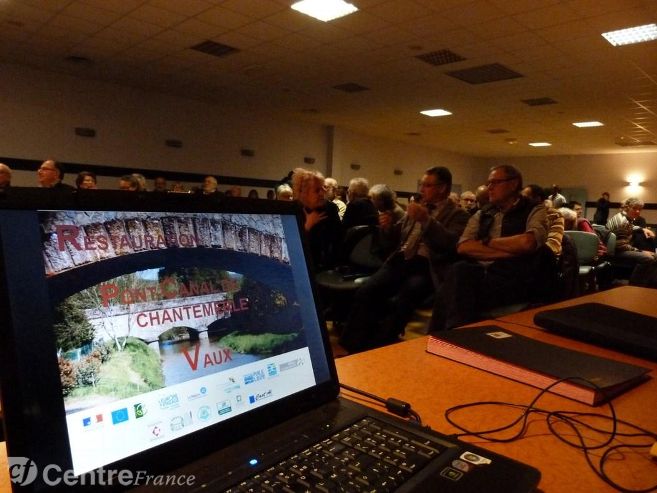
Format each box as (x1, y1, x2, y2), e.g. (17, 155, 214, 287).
(534, 302, 657, 361)
(0, 188, 540, 492)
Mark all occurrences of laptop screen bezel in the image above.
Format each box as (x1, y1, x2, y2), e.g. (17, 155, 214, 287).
(0, 187, 340, 492)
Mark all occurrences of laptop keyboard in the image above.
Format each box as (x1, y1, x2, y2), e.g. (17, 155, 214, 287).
(224, 416, 445, 492)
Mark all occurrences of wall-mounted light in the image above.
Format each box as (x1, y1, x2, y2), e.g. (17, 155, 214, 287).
(240, 148, 255, 157)
(625, 174, 645, 188)
(350, 163, 360, 170)
(303, 156, 316, 164)
(393, 168, 403, 176)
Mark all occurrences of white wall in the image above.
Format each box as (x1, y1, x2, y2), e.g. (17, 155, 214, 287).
(1, 63, 328, 189)
(330, 127, 485, 193)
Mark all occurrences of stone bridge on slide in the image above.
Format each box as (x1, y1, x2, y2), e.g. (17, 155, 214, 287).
(42, 211, 289, 278)
(85, 292, 245, 351)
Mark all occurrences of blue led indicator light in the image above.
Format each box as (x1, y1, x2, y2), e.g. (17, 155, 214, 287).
(249, 458, 258, 466)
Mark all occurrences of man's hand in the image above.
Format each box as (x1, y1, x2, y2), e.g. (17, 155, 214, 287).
(406, 202, 430, 224)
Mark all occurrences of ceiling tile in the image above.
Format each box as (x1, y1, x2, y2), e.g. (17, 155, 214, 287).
(220, 0, 287, 18)
(195, 6, 252, 30)
(369, 0, 434, 23)
(128, 5, 187, 28)
(147, 0, 213, 17)
(173, 18, 226, 38)
(237, 20, 291, 42)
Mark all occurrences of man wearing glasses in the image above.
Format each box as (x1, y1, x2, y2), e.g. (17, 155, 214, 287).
(37, 159, 74, 190)
(339, 166, 469, 353)
(433, 165, 549, 330)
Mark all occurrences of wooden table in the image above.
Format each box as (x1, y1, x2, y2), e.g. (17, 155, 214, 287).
(336, 287, 657, 493)
(2, 287, 656, 492)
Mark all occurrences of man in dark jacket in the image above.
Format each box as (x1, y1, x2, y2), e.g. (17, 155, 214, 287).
(339, 166, 469, 353)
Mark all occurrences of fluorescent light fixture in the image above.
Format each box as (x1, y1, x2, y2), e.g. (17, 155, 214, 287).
(573, 121, 604, 128)
(529, 142, 551, 147)
(291, 0, 358, 22)
(602, 23, 657, 46)
(420, 108, 452, 117)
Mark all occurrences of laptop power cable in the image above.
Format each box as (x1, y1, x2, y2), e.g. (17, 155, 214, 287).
(339, 383, 423, 425)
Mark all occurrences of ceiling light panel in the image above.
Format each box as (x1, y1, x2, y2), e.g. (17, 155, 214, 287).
(529, 142, 551, 147)
(602, 23, 657, 46)
(420, 109, 452, 117)
(573, 121, 604, 127)
(291, 0, 358, 22)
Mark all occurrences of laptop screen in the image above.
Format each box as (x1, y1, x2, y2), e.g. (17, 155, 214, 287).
(0, 189, 337, 490)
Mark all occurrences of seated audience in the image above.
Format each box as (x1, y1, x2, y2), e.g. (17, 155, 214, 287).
(275, 183, 293, 201)
(460, 190, 477, 214)
(607, 198, 657, 287)
(631, 209, 656, 251)
(291, 168, 342, 271)
(119, 174, 140, 191)
(434, 165, 549, 330)
(202, 176, 223, 197)
(340, 166, 469, 353)
(0, 163, 12, 190)
(342, 177, 378, 230)
(247, 189, 259, 199)
(37, 159, 74, 190)
(132, 173, 147, 192)
(153, 176, 168, 193)
(567, 200, 607, 256)
(266, 189, 275, 200)
(448, 192, 460, 207)
(324, 177, 347, 220)
(76, 171, 97, 189)
(474, 184, 489, 211)
(369, 184, 405, 225)
(522, 184, 564, 256)
(229, 185, 242, 197)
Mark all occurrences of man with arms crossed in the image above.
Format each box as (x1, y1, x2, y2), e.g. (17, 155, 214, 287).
(433, 165, 549, 330)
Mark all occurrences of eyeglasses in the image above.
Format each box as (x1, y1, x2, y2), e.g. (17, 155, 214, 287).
(38, 166, 57, 172)
(486, 177, 516, 187)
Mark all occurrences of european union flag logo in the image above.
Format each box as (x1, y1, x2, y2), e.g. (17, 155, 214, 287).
(111, 408, 129, 425)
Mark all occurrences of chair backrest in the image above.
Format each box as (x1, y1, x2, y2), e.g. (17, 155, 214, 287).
(348, 228, 384, 270)
(605, 232, 617, 257)
(564, 230, 599, 264)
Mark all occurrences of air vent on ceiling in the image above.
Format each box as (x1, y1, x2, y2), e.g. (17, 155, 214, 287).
(487, 128, 509, 134)
(333, 82, 369, 93)
(615, 137, 657, 147)
(405, 132, 421, 136)
(446, 63, 522, 84)
(65, 55, 93, 65)
(416, 49, 465, 66)
(190, 40, 239, 58)
(521, 97, 558, 106)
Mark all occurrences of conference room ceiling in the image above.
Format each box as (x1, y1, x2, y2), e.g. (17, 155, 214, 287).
(1, 0, 656, 158)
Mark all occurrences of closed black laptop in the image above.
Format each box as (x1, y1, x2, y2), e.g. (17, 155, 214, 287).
(0, 188, 540, 492)
(534, 302, 657, 361)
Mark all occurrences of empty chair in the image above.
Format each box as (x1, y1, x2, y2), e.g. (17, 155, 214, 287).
(564, 230, 610, 292)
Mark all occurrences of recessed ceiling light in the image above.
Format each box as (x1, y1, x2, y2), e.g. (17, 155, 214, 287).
(573, 121, 604, 128)
(420, 108, 452, 117)
(291, 0, 358, 22)
(602, 23, 657, 46)
(529, 142, 551, 147)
